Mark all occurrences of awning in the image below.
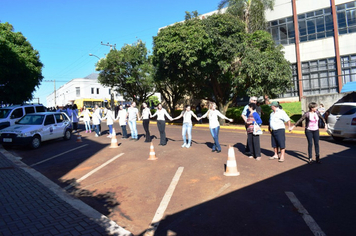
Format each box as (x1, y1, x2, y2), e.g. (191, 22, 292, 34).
(341, 81, 356, 93)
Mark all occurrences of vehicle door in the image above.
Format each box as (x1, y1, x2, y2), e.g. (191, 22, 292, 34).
(329, 105, 356, 133)
(43, 114, 57, 140)
(9, 108, 24, 126)
(54, 113, 70, 137)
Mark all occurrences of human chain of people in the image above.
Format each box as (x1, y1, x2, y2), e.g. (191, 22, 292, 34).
(61, 97, 327, 164)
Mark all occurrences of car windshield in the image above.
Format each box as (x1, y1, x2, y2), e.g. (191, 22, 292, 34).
(0, 108, 11, 118)
(17, 114, 45, 125)
(330, 105, 356, 115)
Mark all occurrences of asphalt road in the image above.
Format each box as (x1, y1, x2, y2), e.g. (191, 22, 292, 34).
(4, 121, 356, 236)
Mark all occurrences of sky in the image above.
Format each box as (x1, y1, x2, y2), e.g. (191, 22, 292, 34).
(1, 0, 221, 106)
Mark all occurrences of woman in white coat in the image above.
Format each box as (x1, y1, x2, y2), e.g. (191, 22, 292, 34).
(101, 107, 116, 138)
(82, 105, 91, 133)
(115, 104, 128, 139)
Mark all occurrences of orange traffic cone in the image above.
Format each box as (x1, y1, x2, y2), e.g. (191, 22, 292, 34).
(224, 145, 240, 176)
(147, 142, 157, 160)
(76, 134, 82, 142)
(109, 128, 119, 148)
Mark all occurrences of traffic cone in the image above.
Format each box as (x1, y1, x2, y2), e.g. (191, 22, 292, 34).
(76, 134, 82, 142)
(224, 145, 240, 176)
(147, 142, 157, 160)
(109, 128, 119, 148)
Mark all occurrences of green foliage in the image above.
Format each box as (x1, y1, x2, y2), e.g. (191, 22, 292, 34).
(96, 40, 154, 104)
(279, 102, 302, 115)
(146, 95, 159, 107)
(0, 22, 43, 104)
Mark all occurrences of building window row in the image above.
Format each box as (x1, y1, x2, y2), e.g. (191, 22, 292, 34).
(281, 54, 356, 97)
(91, 87, 100, 94)
(268, 1, 356, 45)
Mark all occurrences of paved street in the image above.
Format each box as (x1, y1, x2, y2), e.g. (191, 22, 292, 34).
(1, 121, 356, 236)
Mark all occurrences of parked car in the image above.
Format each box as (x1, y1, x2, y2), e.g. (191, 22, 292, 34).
(0, 104, 46, 130)
(0, 112, 72, 149)
(327, 102, 356, 141)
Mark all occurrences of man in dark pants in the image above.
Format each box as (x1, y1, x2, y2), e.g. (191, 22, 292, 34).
(241, 97, 258, 155)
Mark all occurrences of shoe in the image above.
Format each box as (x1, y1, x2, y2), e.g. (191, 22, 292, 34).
(269, 155, 278, 160)
(216, 150, 221, 153)
(89, 130, 92, 133)
(186, 144, 190, 149)
(181, 143, 186, 148)
(86, 131, 88, 133)
(212, 149, 216, 152)
(95, 134, 99, 137)
(248, 156, 253, 159)
(256, 157, 261, 161)
(278, 158, 285, 162)
(107, 135, 112, 138)
(308, 158, 313, 164)
(99, 132, 101, 135)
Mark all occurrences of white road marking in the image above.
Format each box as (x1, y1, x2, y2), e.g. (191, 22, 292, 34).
(64, 153, 124, 190)
(144, 166, 184, 236)
(285, 191, 326, 236)
(31, 144, 88, 167)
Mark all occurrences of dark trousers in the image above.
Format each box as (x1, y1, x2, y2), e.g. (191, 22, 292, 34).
(305, 129, 320, 160)
(157, 120, 166, 145)
(143, 119, 151, 142)
(247, 133, 261, 157)
(121, 125, 128, 138)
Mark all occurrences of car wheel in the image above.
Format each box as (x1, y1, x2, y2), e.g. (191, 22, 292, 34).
(30, 135, 41, 149)
(63, 129, 71, 140)
(332, 135, 344, 142)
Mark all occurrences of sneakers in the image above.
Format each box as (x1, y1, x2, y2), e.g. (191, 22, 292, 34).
(89, 130, 92, 133)
(85, 131, 88, 133)
(181, 143, 186, 148)
(107, 135, 112, 138)
(269, 155, 279, 160)
(186, 144, 191, 149)
(256, 157, 262, 161)
(95, 134, 99, 137)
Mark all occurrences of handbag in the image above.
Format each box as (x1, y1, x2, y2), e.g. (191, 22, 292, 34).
(253, 122, 263, 135)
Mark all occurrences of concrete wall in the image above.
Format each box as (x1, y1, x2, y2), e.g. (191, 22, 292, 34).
(301, 93, 345, 113)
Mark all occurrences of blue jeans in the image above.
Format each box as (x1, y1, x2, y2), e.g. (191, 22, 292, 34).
(128, 120, 138, 139)
(93, 124, 100, 136)
(84, 121, 90, 131)
(210, 126, 221, 151)
(182, 123, 192, 145)
(108, 124, 113, 135)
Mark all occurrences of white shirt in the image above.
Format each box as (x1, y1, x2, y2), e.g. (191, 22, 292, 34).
(152, 108, 172, 121)
(182, 111, 194, 124)
(101, 110, 115, 125)
(92, 109, 101, 125)
(127, 107, 138, 121)
(269, 108, 290, 130)
(116, 109, 127, 126)
(82, 109, 91, 122)
(142, 108, 151, 119)
(202, 109, 229, 129)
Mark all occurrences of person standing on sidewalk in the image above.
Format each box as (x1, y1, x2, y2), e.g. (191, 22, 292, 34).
(150, 103, 173, 146)
(82, 105, 91, 133)
(116, 104, 128, 139)
(141, 102, 152, 142)
(126, 102, 140, 141)
(71, 104, 79, 133)
(289, 102, 327, 164)
(199, 102, 233, 153)
(246, 103, 263, 160)
(173, 105, 199, 148)
(268, 101, 291, 162)
(241, 97, 258, 155)
(101, 107, 115, 138)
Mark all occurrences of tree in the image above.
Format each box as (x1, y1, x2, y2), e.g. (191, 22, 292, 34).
(0, 22, 43, 104)
(218, 0, 275, 33)
(96, 40, 155, 107)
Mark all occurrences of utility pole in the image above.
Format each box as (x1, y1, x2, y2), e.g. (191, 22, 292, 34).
(44, 80, 66, 107)
(101, 41, 116, 50)
(100, 42, 116, 109)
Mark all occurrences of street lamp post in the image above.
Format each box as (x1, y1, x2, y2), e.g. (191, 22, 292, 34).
(89, 53, 115, 110)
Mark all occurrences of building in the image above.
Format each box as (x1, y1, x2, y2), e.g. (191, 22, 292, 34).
(265, 0, 356, 110)
(46, 73, 124, 108)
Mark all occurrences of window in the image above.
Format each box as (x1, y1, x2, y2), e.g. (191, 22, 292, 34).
(44, 115, 55, 125)
(298, 7, 334, 43)
(11, 108, 23, 119)
(76, 87, 80, 97)
(25, 107, 35, 114)
(91, 88, 94, 94)
(55, 113, 67, 123)
(341, 54, 356, 84)
(268, 17, 295, 45)
(337, 1, 356, 34)
(35, 106, 46, 112)
(279, 64, 299, 98)
(97, 88, 99, 94)
(109, 88, 111, 94)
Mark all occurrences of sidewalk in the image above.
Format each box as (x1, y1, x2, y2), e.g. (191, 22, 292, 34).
(0, 149, 132, 236)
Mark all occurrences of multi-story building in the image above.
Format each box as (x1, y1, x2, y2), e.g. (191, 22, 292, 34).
(46, 73, 124, 108)
(265, 0, 356, 110)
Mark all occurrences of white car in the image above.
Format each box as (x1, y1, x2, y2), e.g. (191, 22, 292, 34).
(0, 112, 72, 149)
(327, 102, 356, 141)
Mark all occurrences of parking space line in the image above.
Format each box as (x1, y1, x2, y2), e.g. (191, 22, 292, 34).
(285, 191, 326, 236)
(64, 153, 124, 190)
(30, 144, 88, 167)
(144, 166, 184, 236)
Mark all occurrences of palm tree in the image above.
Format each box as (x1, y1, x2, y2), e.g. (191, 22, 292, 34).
(218, 0, 275, 33)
